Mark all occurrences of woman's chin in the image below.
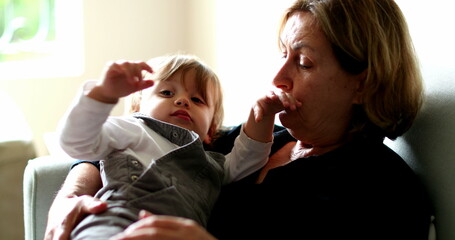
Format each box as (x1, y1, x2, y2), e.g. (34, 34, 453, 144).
(278, 111, 302, 137)
(278, 111, 291, 127)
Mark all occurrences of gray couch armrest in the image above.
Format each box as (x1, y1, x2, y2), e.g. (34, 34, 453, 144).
(23, 156, 73, 240)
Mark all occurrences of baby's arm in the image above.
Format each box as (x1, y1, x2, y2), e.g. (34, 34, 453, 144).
(59, 61, 154, 160)
(224, 91, 301, 182)
(243, 91, 301, 143)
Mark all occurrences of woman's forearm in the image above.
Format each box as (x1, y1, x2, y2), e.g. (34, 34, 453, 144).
(44, 163, 106, 240)
(57, 162, 103, 197)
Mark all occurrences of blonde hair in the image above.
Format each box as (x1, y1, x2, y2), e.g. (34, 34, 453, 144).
(280, 0, 424, 139)
(127, 54, 224, 141)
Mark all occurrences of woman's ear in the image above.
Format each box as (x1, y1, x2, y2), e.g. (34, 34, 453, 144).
(353, 69, 367, 104)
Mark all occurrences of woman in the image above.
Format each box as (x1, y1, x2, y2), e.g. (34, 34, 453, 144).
(45, 0, 430, 239)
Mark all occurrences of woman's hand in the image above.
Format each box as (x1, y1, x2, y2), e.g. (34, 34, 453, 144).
(111, 210, 217, 240)
(44, 194, 107, 240)
(44, 162, 106, 240)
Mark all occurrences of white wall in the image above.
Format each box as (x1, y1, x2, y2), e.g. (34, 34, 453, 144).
(1, 0, 195, 156)
(393, 2, 455, 239)
(214, 0, 294, 126)
(214, 0, 455, 126)
(396, 0, 455, 94)
(1, 0, 454, 157)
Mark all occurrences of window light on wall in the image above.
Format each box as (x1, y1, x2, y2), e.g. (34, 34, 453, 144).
(0, 0, 83, 80)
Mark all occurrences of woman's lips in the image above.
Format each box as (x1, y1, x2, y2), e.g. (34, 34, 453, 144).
(171, 110, 192, 121)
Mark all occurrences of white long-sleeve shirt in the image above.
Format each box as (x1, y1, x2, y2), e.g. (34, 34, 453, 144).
(58, 84, 272, 183)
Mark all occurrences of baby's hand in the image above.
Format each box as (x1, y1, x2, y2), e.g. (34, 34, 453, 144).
(88, 61, 154, 103)
(253, 90, 301, 122)
(274, 90, 302, 111)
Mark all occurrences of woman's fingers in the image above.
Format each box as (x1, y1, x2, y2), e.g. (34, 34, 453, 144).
(44, 195, 108, 240)
(139, 209, 154, 219)
(126, 214, 190, 232)
(112, 213, 216, 240)
(62, 196, 107, 232)
(81, 195, 108, 214)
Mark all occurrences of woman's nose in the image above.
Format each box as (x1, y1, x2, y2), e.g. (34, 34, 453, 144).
(272, 58, 293, 92)
(175, 97, 189, 107)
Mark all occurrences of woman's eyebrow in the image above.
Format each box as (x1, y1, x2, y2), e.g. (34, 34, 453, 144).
(291, 41, 315, 52)
(280, 38, 315, 53)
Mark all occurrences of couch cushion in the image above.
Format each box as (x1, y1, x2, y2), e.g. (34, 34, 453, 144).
(385, 91, 455, 240)
(23, 156, 73, 240)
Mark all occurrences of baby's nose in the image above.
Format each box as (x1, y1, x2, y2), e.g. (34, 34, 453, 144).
(175, 98, 189, 107)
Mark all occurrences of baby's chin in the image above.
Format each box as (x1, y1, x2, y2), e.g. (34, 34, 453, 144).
(169, 118, 201, 134)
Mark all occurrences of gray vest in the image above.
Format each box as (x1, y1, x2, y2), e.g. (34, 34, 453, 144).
(95, 114, 226, 226)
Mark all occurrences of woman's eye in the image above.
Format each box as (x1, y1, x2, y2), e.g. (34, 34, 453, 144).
(299, 64, 311, 69)
(298, 56, 312, 69)
(159, 90, 174, 97)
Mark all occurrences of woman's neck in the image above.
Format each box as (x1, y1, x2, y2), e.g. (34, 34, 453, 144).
(291, 138, 348, 160)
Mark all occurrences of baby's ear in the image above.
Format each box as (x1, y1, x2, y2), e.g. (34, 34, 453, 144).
(203, 124, 217, 144)
(127, 93, 142, 113)
(203, 135, 212, 145)
(130, 103, 140, 113)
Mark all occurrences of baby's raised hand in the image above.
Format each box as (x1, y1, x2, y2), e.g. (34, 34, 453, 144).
(88, 61, 154, 103)
(253, 90, 302, 122)
(274, 90, 301, 111)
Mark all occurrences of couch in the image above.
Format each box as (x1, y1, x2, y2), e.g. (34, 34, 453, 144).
(0, 140, 36, 240)
(23, 88, 454, 240)
(0, 91, 37, 240)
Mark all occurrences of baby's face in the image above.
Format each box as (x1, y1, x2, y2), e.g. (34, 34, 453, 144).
(139, 69, 215, 141)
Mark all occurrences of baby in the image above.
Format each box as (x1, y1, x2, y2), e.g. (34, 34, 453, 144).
(58, 54, 291, 239)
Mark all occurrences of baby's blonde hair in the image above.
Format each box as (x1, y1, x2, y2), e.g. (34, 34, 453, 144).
(126, 54, 224, 141)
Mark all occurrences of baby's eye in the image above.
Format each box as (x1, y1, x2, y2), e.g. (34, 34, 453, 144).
(159, 90, 174, 97)
(191, 97, 205, 105)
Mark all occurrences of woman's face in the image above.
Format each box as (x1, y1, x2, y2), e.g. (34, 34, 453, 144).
(273, 11, 362, 147)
